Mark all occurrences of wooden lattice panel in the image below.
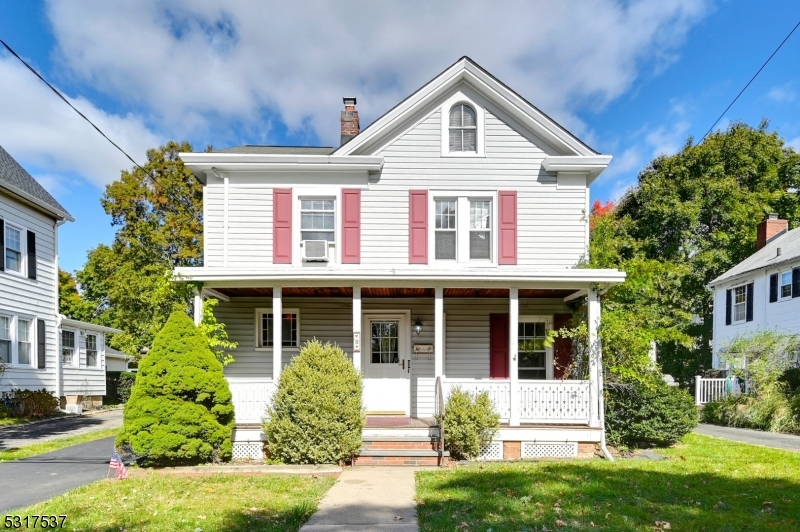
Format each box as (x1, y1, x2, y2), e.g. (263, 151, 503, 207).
(522, 442, 577, 458)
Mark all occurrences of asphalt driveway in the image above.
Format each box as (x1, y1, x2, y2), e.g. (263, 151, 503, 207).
(0, 436, 117, 513)
(694, 423, 800, 452)
(0, 409, 123, 450)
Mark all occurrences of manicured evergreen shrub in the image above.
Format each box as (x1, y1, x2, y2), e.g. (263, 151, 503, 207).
(263, 340, 363, 464)
(116, 312, 234, 466)
(440, 388, 500, 460)
(117, 371, 137, 403)
(605, 376, 697, 448)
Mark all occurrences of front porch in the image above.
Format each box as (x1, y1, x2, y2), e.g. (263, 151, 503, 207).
(184, 275, 615, 461)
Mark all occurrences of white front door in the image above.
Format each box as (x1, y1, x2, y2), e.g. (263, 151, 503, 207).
(362, 313, 411, 415)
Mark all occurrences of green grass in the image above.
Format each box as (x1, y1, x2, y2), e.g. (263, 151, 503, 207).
(13, 474, 334, 531)
(0, 427, 121, 462)
(416, 433, 800, 531)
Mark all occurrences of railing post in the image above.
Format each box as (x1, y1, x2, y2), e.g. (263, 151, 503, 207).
(509, 288, 520, 426)
(695, 375, 701, 406)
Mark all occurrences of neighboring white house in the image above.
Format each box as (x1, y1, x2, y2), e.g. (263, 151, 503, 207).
(709, 214, 800, 369)
(175, 57, 626, 463)
(0, 145, 121, 408)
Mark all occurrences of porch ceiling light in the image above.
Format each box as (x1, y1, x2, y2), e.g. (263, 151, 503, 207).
(413, 318, 424, 336)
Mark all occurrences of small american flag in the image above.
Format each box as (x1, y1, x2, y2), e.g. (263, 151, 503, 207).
(109, 451, 128, 480)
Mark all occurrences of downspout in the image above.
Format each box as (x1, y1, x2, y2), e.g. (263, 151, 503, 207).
(54, 219, 67, 404)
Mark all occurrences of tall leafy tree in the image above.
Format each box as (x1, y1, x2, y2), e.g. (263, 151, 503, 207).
(77, 141, 205, 355)
(58, 269, 97, 322)
(615, 121, 800, 382)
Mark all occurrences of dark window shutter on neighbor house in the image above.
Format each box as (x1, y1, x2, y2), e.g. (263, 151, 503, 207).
(746, 283, 754, 322)
(489, 313, 509, 379)
(27, 230, 36, 280)
(37, 319, 46, 369)
(793, 268, 800, 298)
(0, 218, 4, 271)
(725, 289, 732, 325)
(769, 273, 779, 303)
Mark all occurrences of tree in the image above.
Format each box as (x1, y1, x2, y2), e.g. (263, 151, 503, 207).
(75, 141, 205, 355)
(58, 269, 97, 322)
(117, 311, 234, 466)
(608, 122, 799, 383)
(199, 298, 238, 366)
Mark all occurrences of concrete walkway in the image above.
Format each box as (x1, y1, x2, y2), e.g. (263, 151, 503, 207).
(694, 423, 800, 452)
(0, 436, 117, 513)
(0, 409, 123, 449)
(301, 467, 422, 532)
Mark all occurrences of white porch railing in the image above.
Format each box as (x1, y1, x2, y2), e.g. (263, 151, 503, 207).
(695, 376, 727, 405)
(519, 380, 591, 424)
(229, 379, 275, 424)
(442, 378, 592, 425)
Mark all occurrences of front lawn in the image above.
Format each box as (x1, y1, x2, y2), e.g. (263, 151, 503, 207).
(14, 474, 334, 531)
(417, 433, 800, 531)
(0, 427, 121, 462)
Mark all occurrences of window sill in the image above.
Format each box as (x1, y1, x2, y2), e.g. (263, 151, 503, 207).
(440, 153, 485, 158)
(254, 347, 301, 352)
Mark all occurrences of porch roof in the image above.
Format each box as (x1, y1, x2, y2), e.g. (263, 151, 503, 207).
(173, 266, 625, 290)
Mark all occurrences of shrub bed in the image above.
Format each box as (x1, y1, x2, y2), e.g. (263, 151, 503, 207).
(263, 340, 363, 464)
(1, 389, 59, 418)
(116, 312, 234, 466)
(605, 376, 697, 448)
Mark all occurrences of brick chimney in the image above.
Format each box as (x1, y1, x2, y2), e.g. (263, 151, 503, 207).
(340, 97, 359, 146)
(756, 213, 788, 250)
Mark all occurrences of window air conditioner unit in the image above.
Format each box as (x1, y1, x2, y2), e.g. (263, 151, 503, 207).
(302, 240, 329, 262)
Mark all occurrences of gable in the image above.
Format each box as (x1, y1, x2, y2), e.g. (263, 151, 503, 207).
(336, 56, 597, 158)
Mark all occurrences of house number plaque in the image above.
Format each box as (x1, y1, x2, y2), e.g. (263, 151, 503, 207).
(353, 332, 361, 352)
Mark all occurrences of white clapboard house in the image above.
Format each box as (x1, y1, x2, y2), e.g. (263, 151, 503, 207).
(0, 145, 121, 411)
(176, 57, 626, 463)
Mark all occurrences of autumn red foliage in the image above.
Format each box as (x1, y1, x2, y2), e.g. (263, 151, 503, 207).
(590, 200, 615, 228)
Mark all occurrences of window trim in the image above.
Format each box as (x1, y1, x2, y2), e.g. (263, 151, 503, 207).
(293, 188, 341, 264)
(254, 308, 301, 352)
(429, 191, 497, 265)
(518, 315, 554, 381)
(3, 221, 26, 277)
(440, 92, 485, 157)
(61, 327, 77, 367)
(779, 270, 793, 301)
(731, 284, 748, 324)
(0, 311, 37, 368)
(85, 332, 103, 368)
(299, 197, 336, 244)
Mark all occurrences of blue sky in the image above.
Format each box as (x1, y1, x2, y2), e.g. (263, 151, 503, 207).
(1, 1, 799, 273)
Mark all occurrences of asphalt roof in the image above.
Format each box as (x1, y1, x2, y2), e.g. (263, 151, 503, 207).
(710, 226, 800, 286)
(213, 145, 336, 155)
(0, 145, 72, 220)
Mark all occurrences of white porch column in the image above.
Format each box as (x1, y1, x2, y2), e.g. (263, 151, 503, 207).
(193, 287, 203, 326)
(509, 287, 520, 426)
(434, 287, 444, 378)
(273, 287, 283, 383)
(588, 287, 602, 428)
(352, 286, 362, 372)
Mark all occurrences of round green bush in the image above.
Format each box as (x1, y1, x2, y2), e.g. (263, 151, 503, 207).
(605, 376, 698, 448)
(263, 340, 363, 464)
(117, 371, 137, 403)
(441, 388, 500, 460)
(116, 312, 234, 466)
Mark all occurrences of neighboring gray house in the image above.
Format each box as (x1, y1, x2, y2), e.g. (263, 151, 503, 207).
(0, 145, 120, 409)
(709, 214, 800, 369)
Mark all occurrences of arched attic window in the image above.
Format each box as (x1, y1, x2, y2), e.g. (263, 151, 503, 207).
(449, 103, 477, 152)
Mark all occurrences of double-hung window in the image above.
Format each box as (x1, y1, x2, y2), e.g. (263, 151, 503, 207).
(449, 104, 477, 153)
(257, 309, 299, 348)
(5, 224, 22, 273)
(300, 199, 335, 242)
(0, 316, 10, 364)
(17, 319, 31, 366)
(86, 334, 98, 367)
(61, 330, 76, 366)
(780, 272, 793, 299)
(435, 199, 457, 260)
(469, 200, 491, 260)
(733, 285, 747, 323)
(518, 320, 548, 380)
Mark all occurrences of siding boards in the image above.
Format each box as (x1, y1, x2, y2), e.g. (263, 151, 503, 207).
(204, 184, 224, 267)
(0, 192, 58, 391)
(228, 186, 272, 267)
(61, 330, 106, 396)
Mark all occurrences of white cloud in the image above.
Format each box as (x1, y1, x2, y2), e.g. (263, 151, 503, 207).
(44, 0, 711, 146)
(788, 136, 800, 151)
(646, 120, 691, 157)
(599, 147, 642, 180)
(0, 55, 162, 188)
(767, 84, 796, 103)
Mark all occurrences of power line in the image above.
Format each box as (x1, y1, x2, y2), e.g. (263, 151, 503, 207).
(699, 19, 800, 144)
(0, 38, 198, 214)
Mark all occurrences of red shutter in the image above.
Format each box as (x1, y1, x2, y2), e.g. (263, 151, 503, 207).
(553, 313, 573, 379)
(489, 313, 510, 379)
(273, 188, 292, 264)
(409, 190, 428, 264)
(498, 191, 517, 265)
(342, 189, 361, 263)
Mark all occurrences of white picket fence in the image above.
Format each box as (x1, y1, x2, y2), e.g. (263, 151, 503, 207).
(695, 376, 727, 405)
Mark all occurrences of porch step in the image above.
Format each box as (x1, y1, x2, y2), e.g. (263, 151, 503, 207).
(353, 449, 449, 466)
